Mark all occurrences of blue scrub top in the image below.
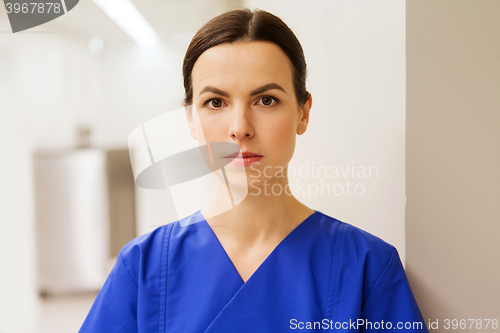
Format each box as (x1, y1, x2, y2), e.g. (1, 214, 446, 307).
(79, 210, 429, 332)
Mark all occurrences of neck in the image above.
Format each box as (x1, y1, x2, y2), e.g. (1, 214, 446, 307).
(201, 171, 314, 248)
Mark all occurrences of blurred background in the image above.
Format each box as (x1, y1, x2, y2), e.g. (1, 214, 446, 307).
(0, 0, 499, 332)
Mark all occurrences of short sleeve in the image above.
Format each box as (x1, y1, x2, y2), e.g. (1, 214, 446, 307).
(361, 248, 428, 332)
(79, 254, 138, 333)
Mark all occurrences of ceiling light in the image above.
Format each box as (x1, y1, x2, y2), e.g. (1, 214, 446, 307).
(92, 0, 159, 48)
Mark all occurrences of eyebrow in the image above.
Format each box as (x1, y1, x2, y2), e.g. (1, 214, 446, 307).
(198, 83, 287, 98)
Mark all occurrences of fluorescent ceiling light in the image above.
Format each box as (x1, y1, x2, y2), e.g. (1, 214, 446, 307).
(92, 0, 159, 48)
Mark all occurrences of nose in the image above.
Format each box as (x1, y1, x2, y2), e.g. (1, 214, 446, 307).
(228, 104, 254, 141)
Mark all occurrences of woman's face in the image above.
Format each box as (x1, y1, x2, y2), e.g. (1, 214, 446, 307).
(186, 40, 311, 189)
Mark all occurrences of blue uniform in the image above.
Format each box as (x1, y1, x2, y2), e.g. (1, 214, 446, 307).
(79, 210, 428, 332)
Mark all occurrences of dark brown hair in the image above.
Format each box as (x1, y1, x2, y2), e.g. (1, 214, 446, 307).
(182, 8, 311, 107)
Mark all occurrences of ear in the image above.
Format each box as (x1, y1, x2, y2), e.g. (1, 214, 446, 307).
(184, 104, 198, 140)
(297, 94, 312, 135)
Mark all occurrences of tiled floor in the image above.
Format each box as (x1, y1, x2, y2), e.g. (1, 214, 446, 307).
(39, 293, 97, 333)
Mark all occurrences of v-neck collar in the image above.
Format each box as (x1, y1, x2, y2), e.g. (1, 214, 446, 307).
(197, 210, 319, 284)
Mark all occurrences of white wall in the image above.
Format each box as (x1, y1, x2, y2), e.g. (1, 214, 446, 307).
(406, 0, 500, 324)
(244, 0, 407, 260)
(0, 48, 39, 332)
(0, 27, 92, 333)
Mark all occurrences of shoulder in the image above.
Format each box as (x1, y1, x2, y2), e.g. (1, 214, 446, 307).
(119, 221, 176, 258)
(117, 221, 177, 285)
(314, 211, 398, 299)
(339, 216, 395, 262)
(116, 210, 206, 285)
(315, 210, 395, 259)
(339, 219, 397, 280)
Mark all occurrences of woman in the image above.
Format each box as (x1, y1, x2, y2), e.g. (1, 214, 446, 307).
(80, 8, 428, 333)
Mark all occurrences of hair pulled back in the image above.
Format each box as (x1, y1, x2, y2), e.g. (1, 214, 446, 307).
(182, 8, 310, 107)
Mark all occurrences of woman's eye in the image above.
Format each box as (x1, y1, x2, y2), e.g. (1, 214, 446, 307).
(258, 96, 278, 107)
(206, 98, 224, 109)
(204, 96, 278, 109)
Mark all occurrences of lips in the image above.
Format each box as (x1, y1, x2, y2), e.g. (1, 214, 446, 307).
(223, 150, 263, 167)
(224, 151, 263, 158)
